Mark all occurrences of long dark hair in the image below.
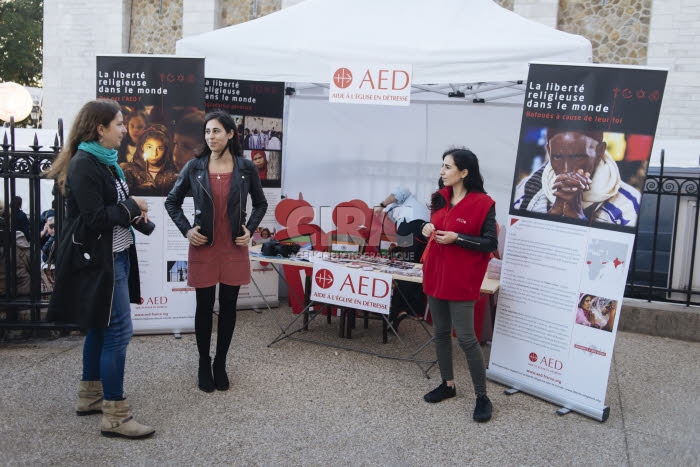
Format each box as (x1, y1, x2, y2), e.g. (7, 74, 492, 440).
(198, 111, 242, 158)
(430, 147, 486, 211)
(45, 99, 122, 194)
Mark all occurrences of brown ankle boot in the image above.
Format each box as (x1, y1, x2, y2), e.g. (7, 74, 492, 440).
(101, 398, 155, 439)
(76, 381, 103, 416)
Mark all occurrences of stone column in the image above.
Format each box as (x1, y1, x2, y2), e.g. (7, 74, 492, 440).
(183, 0, 221, 37)
(42, 0, 128, 132)
(513, 0, 559, 28)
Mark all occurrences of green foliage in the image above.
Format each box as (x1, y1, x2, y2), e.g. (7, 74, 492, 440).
(0, 0, 43, 86)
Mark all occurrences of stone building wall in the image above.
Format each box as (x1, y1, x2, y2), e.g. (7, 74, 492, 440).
(129, 0, 183, 54)
(557, 0, 651, 65)
(221, 0, 281, 26)
(495, 0, 514, 10)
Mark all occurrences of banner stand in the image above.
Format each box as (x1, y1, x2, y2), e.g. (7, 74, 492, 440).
(487, 369, 610, 422)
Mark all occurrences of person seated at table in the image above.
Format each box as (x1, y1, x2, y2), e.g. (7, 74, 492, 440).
(374, 186, 430, 331)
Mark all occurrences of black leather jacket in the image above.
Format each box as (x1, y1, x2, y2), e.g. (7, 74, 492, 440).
(164, 154, 268, 245)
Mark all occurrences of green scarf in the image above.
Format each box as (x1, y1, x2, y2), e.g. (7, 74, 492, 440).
(78, 141, 125, 180)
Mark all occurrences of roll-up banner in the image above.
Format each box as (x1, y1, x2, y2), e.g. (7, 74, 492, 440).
(97, 55, 205, 334)
(205, 78, 286, 308)
(487, 63, 667, 421)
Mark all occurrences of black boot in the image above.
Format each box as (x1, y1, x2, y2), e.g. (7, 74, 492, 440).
(213, 284, 239, 391)
(212, 355, 229, 391)
(198, 356, 215, 393)
(194, 287, 215, 393)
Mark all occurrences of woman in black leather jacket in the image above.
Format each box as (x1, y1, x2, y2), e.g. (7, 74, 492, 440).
(165, 111, 267, 393)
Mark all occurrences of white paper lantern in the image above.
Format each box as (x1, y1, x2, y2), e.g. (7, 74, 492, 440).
(0, 82, 34, 122)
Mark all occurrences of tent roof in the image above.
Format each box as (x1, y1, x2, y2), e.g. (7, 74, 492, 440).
(176, 0, 591, 85)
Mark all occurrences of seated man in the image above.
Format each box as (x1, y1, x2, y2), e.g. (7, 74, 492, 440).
(375, 187, 430, 330)
(513, 129, 641, 228)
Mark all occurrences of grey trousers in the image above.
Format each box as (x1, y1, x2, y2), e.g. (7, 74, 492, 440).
(428, 296, 487, 396)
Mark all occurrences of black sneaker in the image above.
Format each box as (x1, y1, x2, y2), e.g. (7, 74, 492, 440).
(473, 394, 492, 422)
(423, 380, 456, 403)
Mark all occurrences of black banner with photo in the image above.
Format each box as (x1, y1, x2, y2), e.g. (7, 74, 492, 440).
(205, 78, 285, 188)
(96, 55, 206, 197)
(95, 55, 206, 334)
(509, 63, 667, 233)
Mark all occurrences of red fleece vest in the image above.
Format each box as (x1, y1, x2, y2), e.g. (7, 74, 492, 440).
(422, 188, 494, 301)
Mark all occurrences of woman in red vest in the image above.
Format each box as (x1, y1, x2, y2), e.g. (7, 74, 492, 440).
(421, 148, 498, 422)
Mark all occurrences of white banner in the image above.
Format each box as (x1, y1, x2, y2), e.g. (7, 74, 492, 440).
(310, 261, 392, 314)
(132, 189, 282, 334)
(487, 216, 633, 418)
(488, 62, 667, 421)
(329, 64, 412, 106)
(131, 198, 196, 334)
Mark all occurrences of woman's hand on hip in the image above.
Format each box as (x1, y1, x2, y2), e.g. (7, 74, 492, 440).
(421, 222, 435, 237)
(187, 225, 208, 246)
(434, 230, 458, 244)
(235, 225, 251, 246)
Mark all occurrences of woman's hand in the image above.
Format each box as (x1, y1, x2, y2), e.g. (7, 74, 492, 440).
(187, 225, 208, 246)
(235, 225, 251, 246)
(131, 197, 149, 223)
(132, 196, 149, 213)
(421, 222, 435, 237)
(434, 230, 458, 244)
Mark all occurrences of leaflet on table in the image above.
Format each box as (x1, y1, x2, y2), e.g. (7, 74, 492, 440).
(487, 216, 633, 411)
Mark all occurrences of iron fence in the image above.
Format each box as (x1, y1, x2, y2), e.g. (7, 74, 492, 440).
(0, 119, 76, 333)
(626, 150, 699, 306)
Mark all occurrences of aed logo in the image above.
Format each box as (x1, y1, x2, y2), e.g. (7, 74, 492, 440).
(333, 68, 353, 89)
(315, 268, 390, 298)
(539, 356, 563, 371)
(332, 67, 410, 91)
(528, 352, 538, 362)
(140, 296, 168, 305)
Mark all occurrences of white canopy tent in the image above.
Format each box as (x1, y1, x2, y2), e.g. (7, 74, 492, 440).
(177, 0, 592, 228)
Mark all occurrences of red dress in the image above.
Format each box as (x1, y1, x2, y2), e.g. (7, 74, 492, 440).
(187, 172, 250, 288)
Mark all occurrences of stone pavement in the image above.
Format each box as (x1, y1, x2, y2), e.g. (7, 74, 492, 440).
(1, 305, 698, 465)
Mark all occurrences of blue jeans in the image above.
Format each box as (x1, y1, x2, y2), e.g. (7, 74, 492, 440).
(82, 250, 133, 401)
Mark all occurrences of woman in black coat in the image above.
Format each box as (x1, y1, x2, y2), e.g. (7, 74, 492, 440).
(46, 99, 154, 440)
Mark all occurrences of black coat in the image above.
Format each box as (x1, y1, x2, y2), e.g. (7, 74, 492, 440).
(47, 151, 142, 329)
(165, 154, 267, 244)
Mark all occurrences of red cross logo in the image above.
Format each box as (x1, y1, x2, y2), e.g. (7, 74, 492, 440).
(333, 68, 353, 89)
(315, 268, 335, 289)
